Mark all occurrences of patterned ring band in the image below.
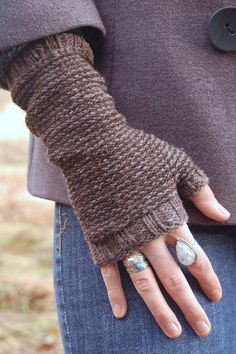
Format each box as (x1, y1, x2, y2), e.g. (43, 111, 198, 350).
(123, 251, 150, 273)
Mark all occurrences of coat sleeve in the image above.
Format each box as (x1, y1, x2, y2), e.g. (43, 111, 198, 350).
(0, 0, 106, 51)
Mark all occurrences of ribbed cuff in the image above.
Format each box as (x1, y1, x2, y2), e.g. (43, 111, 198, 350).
(88, 192, 189, 266)
(6, 32, 94, 90)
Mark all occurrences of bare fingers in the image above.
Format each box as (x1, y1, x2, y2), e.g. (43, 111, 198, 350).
(167, 223, 222, 302)
(140, 223, 221, 337)
(100, 262, 127, 318)
(100, 217, 223, 338)
(100, 260, 184, 338)
(128, 265, 182, 338)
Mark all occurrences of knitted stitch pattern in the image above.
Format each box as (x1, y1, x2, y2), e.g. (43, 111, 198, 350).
(6, 33, 209, 266)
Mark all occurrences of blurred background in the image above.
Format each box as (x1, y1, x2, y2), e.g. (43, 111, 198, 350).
(0, 90, 63, 353)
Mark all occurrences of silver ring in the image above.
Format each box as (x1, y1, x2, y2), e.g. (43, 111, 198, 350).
(123, 251, 149, 273)
(175, 237, 199, 266)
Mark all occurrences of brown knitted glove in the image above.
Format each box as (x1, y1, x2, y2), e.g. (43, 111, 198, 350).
(6, 33, 209, 266)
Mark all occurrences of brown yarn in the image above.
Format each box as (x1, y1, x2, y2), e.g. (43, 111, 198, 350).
(6, 32, 209, 266)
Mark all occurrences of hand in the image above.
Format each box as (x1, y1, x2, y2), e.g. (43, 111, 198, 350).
(100, 184, 230, 338)
(7, 32, 217, 268)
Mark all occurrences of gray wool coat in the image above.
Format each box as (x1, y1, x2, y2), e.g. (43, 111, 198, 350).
(1, 0, 236, 225)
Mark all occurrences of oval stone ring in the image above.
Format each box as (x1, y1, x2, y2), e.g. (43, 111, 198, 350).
(175, 237, 199, 266)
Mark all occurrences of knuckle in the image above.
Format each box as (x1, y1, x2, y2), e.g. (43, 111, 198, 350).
(153, 311, 171, 325)
(165, 273, 183, 293)
(101, 266, 114, 282)
(105, 283, 120, 299)
(194, 256, 208, 273)
(133, 277, 153, 293)
(184, 303, 202, 320)
(107, 286, 119, 297)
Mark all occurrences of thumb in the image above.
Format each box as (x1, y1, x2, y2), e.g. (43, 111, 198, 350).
(189, 184, 231, 222)
(175, 150, 210, 202)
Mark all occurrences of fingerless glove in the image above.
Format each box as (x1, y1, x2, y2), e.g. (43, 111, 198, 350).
(5, 33, 209, 266)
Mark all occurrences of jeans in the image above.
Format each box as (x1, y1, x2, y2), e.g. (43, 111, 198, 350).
(53, 202, 236, 354)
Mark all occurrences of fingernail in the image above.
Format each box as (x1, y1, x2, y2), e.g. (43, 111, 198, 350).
(195, 321, 211, 336)
(211, 289, 222, 301)
(113, 304, 122, 317)
(165, 322, 180, 337)
(216, 203, 230, 217)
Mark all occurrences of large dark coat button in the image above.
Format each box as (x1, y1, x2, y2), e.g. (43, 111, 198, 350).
(208, 7, 236, 51)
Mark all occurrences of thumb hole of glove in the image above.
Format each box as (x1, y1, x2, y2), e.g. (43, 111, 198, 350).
(176, 155, 210, 202)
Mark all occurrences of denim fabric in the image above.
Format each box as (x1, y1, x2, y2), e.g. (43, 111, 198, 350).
(53, 202, 236, 354)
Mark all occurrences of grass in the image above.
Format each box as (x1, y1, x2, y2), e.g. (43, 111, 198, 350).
(0, 138, 63, 354)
